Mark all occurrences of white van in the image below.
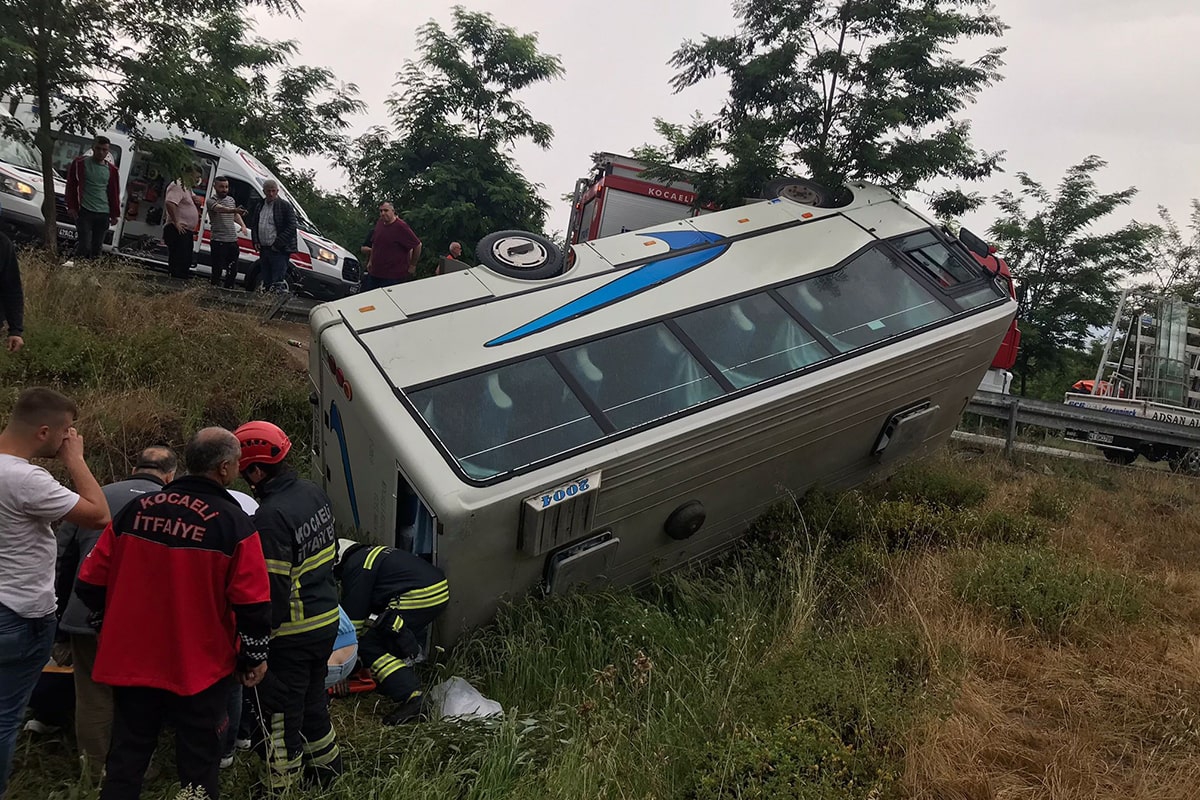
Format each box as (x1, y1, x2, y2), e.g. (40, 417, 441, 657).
(5, 100, 361, 299)
(0, 108, 67, 242)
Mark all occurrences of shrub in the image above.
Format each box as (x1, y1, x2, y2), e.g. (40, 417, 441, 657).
(878, 462, 989, 510)
(737, 626, 947, 745)
(692, 720, 899, 800)
(952, 547, 1144, 641)
(1027, 483, 1074, 522)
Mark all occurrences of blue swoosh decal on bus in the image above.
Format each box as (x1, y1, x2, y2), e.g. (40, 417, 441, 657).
(485, 229, 730, 347)
(329, 401, 360, 528)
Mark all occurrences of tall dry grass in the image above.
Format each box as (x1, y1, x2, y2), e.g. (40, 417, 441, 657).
(879, 452, 1200, 800)
(8, 251, 1200, 799)
(0, 250, 311, 480)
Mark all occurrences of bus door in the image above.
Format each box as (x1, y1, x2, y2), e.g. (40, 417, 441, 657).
(396, 468, 437, 563)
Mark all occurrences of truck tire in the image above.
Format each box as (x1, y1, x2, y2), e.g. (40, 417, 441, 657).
(1168, 448, 1200, 474)
(476, 231, 563, 280)
(761, 177, 832, 207)
(1102, 448, 1136, 466)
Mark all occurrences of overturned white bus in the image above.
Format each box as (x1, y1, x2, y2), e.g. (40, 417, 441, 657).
(308, 179, 1016, 644)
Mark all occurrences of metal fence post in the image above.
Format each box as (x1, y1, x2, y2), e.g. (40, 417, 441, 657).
(1005, 399, 1018, 459)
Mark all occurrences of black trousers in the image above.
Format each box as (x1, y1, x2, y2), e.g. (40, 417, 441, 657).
(358, 602, 445, 702)
(244, 635, 341, 788)
(209, 240, 240, 287)
(74, 209, 109, 258)
(163, 225, 194, 278)
(101, 676, 230, 800)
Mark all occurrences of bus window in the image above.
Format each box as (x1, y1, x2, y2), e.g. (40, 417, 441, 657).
(895, 231, 981, 287)
(676, 293, 830, 388)
(777, 248, 951, 353)
(561, 323, 723, 430)
(954, 283, 1006, 310)
(410, 358, 603, 479)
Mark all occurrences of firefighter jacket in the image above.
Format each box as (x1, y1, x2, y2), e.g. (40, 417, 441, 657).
(75, 475, 272, 696)
(338, 544, 449, 632)
(253, 468, 340, 645)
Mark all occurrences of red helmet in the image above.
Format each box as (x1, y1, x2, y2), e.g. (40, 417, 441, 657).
(234, 421, 292, 472)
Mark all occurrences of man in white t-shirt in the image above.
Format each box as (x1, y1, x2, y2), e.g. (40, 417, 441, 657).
(0, 387, 110, 797)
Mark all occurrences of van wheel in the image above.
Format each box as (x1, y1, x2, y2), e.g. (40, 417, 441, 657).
(762, 177, 832, 207)
(476, 231, 563, 280)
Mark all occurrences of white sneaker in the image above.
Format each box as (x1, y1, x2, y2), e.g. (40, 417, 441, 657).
(23, 719, 60, 735)
(219, 754, 235, 769)
(234, 738, 252, 751)
(61, 260, 76, 268)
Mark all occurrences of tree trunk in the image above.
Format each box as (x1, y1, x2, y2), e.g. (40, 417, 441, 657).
(35, 56, 58, 256)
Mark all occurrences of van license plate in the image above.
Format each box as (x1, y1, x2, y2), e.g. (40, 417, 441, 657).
(57, 224, 77, 241)
(525, 471, 601, 511)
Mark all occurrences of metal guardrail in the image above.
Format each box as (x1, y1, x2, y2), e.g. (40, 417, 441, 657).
(964, 391, 1200, 457)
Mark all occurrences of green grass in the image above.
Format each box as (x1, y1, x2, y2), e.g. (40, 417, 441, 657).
(951, 546, 1145, 642)
(0, 253, 312, 482)
(2, 249, 1176, 799)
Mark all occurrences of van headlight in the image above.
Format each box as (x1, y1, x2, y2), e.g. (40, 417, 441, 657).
(0, 176, 35, 200)
(306, 240, 338, 264)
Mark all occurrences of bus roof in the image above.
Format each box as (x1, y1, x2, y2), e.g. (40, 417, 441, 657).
(325, 183, 933, 387)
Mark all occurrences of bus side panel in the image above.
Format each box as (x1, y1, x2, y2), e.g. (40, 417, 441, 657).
(431, 308, 1012, 644)
(317, 326, 398, 543)
(593, 314, 1010, 585)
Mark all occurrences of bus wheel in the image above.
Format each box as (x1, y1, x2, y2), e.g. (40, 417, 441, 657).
(1102, 448, 1136, 466)
(1168, 448, 1200, 474)
(476, 231, 563, 280)
(762, 177, 832, 207)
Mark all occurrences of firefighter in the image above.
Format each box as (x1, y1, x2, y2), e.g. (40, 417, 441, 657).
(234, 421, 342, 787)
(335, 539, 449, 724)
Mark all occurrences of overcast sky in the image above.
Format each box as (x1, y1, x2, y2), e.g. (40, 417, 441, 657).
(266, 0, 1200, 241)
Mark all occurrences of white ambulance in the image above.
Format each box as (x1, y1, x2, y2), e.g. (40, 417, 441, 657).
(5, 100, 361, 299)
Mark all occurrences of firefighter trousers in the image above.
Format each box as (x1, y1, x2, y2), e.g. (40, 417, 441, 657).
(244, 634, 342, 788)
(101, 676, 229, 800)
(358, 601, 445, 702)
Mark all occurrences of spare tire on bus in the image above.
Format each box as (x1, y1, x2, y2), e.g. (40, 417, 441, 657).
(476, 230, 563, 280)
(761, 177, 832, 207)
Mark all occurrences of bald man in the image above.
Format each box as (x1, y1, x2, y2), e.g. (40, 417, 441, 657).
(76, 428, 271, 800)
(55, 446, 179, 776)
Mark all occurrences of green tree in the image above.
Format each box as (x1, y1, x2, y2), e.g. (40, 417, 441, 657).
(342, 6, 562, 270)
(277, 166, 370, 252)
(988, 156, 1158, 396)
(633, 0, 1006, 215)
(1137, 202, 1200, 301)
(0, 1, 362, 251)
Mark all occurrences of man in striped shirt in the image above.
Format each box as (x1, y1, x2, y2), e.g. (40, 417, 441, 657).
(205, 177, 248, 289)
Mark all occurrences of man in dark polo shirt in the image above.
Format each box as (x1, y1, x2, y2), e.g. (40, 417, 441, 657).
(359, 202, 422, 291)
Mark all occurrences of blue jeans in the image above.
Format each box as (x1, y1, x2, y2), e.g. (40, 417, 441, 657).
(0, 604, 56, 797)
(361, 274, 406, 292)
(222, 683, 242, 757)
(260, 249, 291, 288)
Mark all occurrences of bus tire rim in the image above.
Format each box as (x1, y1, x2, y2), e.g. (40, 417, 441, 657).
(491, 236, 549, 270)
(778, 183, 820, 204)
